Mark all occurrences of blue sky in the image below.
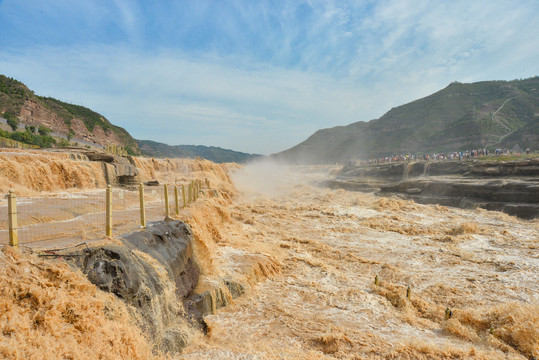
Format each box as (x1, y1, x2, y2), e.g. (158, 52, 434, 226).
(1, 1, 538, 154)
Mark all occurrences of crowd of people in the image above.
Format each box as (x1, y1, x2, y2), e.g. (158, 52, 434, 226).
(345, 147, 533, 166)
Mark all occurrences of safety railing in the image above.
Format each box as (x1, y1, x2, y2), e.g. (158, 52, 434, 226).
(0, 179, 209, 248)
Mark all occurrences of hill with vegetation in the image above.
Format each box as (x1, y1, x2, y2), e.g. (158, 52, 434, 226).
(0, 75, 138, 153)
(137, 140, 261, 163)
(274, 77, 539, 164)
(1, 75, 260, 162)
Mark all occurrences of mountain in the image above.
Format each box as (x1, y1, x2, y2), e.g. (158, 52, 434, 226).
(0, 75, 260, 162)
(137, 140, 261, 163)
(274, 77, 539, 164)
(0, 75, 138, 153)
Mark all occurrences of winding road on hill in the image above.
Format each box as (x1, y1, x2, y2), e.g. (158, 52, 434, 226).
(492, 97, 514, 143)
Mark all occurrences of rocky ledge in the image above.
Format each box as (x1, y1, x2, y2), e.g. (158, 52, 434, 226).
(379, 177, 539, 219)
(329, 159, 539, 219)
(339, 158, 539, 179)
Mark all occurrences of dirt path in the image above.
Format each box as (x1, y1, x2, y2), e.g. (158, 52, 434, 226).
(492, 97, 514, 143)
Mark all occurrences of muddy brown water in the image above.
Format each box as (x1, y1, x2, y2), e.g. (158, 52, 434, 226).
(0, 160, 537, 359)
(178, 165, 538, 359)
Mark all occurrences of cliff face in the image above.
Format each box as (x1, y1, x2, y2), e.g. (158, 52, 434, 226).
(338, 159, 539, 179)
(18, 99, 129, 146)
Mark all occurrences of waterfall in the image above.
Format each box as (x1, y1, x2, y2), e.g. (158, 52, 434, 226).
(423, 162, 431, 177)
(403, 162, 413, 179)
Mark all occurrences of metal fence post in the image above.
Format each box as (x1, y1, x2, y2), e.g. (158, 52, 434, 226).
(106, 185, 112, 237)
(174, 185, 180, 216)
(182, 184, 186, 208)
(139, 183, 146, 228)
(7, 190, 18, 247)
(164, 184, 171, 219)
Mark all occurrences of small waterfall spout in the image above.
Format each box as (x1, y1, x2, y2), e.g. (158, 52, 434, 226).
(423, 162, 431, 177)
(403, 162, 413, 179)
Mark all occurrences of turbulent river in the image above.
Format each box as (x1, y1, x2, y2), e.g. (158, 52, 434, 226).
(179, 164, 538, 359)
(1, 158, 537, 359)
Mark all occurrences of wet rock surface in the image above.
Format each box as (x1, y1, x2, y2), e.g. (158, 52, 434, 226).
(67, 219, 200, 353)
(78, 150, 138, 186)
(332, 159, 539, 218)
(184, 277, 246, 324)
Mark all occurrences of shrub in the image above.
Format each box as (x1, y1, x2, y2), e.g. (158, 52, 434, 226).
(58, 138, 70, 147)
(6, 116, 19, 131)
(38, 124, 52, 136)
(11, 131, 34, 144)
(37, 135, 56, 148)
(6, 130, 56, 148)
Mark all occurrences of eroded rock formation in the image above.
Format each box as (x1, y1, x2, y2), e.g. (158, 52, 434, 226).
(330, 159, 539, 218)
(68, 220, 200, 354)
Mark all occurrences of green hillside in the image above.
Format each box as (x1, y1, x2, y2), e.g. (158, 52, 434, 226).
(0, 76, 34, 117)
(0, 74, 138, 153)
(274, 77, 539, 164)
(1, 75, 259, 162)
(137, 140, 261, 163)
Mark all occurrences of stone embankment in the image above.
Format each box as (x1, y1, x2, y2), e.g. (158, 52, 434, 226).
(328, 159, 539, 218)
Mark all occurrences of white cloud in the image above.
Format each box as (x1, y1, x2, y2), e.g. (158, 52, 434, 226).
(0, 0, 538, 154)
(0, 46, 379, 153)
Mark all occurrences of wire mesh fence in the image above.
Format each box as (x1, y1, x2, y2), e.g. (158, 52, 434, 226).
(0, 191, 106, 247)
(0, 180, 204, 249)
